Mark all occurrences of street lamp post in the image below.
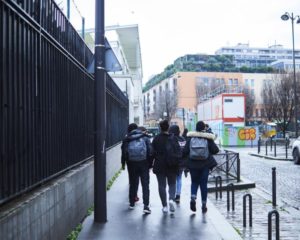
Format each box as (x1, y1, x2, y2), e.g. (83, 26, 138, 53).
(94, 0, 107, 223)
(281, 12, 300, 137)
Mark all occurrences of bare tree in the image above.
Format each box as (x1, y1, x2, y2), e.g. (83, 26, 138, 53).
(154, 90, 178, 122)
(261, 73, 295, 137)
(243, 87, 255, 121)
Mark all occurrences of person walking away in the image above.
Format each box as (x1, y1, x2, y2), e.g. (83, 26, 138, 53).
(121, 123, 152, 214)
(152, 120, 179, 213)
(183, 121, 219, 213)
(168, 125, 187, 203)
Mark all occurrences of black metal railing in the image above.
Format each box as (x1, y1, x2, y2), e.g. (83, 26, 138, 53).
(210, 150, 241, 182)
(0, 0, 128, 205)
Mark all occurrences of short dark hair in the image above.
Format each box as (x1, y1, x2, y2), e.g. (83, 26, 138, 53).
(196, 121, 205, 131)
(127, 123, 138, 133)
(159, 120, 169, 132)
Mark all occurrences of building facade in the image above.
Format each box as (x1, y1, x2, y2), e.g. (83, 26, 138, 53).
(215, 43, 300, 68)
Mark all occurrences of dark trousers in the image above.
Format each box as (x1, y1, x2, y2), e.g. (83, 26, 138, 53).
(127, 160, 150, 206)
(189, 167, 209, 204)
(156, 172, 176, 207)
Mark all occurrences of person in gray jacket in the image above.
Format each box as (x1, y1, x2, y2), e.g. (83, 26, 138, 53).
(183, 121, 219, 213)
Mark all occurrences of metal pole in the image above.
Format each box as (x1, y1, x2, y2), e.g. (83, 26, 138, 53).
(67, 0, 70, 19)
(94, 0, 107, 223)
(291, 13, 298, 138)
(182, 108, 185, 129)
(82, 17, 85, 40)
(268, 210, 280, 240)
(272, 167, 276, 207)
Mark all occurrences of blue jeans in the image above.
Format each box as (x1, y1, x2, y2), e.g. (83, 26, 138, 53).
(176, 170, 183, 195)
(189, 167, 209, 204)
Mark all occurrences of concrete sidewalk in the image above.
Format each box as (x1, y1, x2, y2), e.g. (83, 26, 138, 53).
(78, 169, 242, 240)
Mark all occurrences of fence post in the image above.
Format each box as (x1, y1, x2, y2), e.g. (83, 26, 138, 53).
(237, 153, 241, 182)
(274, 140, 277, 157)
(215, 176, 222, 200)
(272, 167, 276, 207)
(243, 193, 253, 227)
(226, 150, 229, 177)
(268, 210, 280, 240)
(227, 183, 235, 211)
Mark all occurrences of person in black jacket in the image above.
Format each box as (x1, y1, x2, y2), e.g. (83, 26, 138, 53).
(152, 120, 177, 213)
(183, 121, 219, 213)
(121, 123, 153, 214)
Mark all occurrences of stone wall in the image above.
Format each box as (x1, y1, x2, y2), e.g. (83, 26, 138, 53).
(0, 144, 121, 240)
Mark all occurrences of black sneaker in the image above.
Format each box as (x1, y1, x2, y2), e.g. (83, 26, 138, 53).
(143, 206, 151, 214)
(202, 206, 207, 213)
(190, 199, 196, 212)
(175, 195, 180, 203)
(129, 203, 135, 210)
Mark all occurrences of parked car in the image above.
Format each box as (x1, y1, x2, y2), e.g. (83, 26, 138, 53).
(292, 137, 300, 164)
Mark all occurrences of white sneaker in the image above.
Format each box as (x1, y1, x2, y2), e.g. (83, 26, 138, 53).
(162, 206, 168, 213)
(169, 200, 175, 213)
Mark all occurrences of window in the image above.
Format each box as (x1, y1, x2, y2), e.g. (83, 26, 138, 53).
(261, 109, 265, 117)
(234, 79, 238, 85)
(173, 78, 177, 91)
(256, 109, 259, 117)
(251, 79, 254, 87)
(225, 99, 233, 102)
(165, 82, 169, 90)
(245, 79, 249, 85)
(228, 79, 233, 85)
(251, 89, 254, 97)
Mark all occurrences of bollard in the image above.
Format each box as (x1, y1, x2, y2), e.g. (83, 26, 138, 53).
(274, 140, 277, 157)
(215, 176, 222, 200)
(265, 141, 268, 156)
(237, 154, 241, 182)
(258, 137, 261, 154)
(270, 137, 273, 151)
(285, 138, 288, 159)
(243, 193, 253, 227)
(268, 210, 280, 240)
(227, 183, 235, 211)
(272, 167, 276, 207)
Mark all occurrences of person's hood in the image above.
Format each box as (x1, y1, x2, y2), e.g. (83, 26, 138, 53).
(169, 125, 180, 136)
(187, 131, 215, 140)
(126, 129, 144, 141)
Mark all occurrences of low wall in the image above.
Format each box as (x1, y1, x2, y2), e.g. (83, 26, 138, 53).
(0, 143, 121, 240)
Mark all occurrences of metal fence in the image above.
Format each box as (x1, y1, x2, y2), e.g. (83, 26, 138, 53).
(210, 150, 241, 182)
(0, 0, 128, 205)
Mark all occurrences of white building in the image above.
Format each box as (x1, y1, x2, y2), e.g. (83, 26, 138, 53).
(215, 43, 300, 68)
(85, 25, 144, 125)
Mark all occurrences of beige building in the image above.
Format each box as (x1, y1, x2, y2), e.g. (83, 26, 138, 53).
(143, 71, 275, 130)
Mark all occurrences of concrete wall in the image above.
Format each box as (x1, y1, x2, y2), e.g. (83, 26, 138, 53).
(0, 144, 121, 240)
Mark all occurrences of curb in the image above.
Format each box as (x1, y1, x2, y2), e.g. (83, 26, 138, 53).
(207, 199, 243, 240)
(249, 153, 293, 161)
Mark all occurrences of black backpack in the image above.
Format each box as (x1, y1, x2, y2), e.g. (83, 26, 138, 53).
(165, 135, 182, 167)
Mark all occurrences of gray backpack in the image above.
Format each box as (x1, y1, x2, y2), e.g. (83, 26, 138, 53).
(127, 137, 147, 161)
(189, 137, 209, 160)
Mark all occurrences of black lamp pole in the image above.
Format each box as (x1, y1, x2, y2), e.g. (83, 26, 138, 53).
(281, 12, 299, 137)
(94, 0, 107, 223)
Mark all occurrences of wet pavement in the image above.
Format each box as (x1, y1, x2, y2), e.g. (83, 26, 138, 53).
(78, 168, 242, 240)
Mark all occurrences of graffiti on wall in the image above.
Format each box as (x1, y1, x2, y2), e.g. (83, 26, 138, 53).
(238, 128, 256, 140)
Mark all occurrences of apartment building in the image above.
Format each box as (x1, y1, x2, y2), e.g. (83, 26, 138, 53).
(84, 25, 144, 125)
(143, 71, 275, 130)
(215, 43, 300, 68)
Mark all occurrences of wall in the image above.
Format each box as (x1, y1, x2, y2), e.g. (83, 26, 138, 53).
(0, 144, 121, 240)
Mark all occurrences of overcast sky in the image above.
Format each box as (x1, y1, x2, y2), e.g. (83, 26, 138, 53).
(62, 0, 300, 84)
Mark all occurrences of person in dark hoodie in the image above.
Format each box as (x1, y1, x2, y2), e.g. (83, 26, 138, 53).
(121, 123, 152, 214)
(152, 120, 178, 213)
(168, 125, 186, 203)
(183, 121, 219, 213)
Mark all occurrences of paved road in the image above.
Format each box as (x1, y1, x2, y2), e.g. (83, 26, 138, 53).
(225, 147, 300, 209)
